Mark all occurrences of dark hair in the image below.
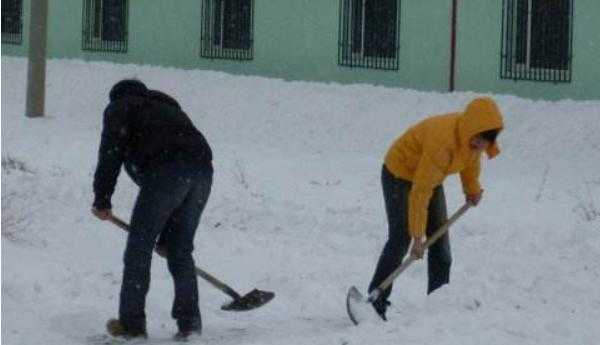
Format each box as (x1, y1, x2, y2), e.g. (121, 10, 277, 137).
(479, 129, 500, 143)
(109, 79, 148, 102)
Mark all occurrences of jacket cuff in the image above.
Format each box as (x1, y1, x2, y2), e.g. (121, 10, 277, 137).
(463, 181, 482, 196)
(93, 196, 112, 210)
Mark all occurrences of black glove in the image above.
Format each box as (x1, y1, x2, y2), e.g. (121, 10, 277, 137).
(155, 230, 169, 257)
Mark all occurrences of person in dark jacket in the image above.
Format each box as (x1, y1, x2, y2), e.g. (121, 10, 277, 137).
(92, 79, 213, 340)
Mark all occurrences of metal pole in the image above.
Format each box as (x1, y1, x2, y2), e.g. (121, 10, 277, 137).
(449, 0, 458, 92)
(25, 0, 49, 118)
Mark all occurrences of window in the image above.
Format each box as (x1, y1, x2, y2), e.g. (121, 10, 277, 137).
(338, 0, 400, 70)
(82, 0, 128, 52)
(2, 0, 22, 44)
(501, 0, 573, 82)
(201, 0, 254, 60)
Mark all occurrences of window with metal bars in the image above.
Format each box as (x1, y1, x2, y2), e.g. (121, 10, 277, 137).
(201, 0, 254, 60)
(82, 0, 128, 52)
(2, 0, 23, 44)
(500, 0, 573, 82)
(338, 0, 400, 70)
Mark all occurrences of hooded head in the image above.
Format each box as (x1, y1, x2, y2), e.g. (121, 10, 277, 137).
(458, 97, 504, 159)
(146, 89, 181, 109)
(109, 79, 148, 102)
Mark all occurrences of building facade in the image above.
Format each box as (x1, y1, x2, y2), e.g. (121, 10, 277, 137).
(2, 0, 599, 100)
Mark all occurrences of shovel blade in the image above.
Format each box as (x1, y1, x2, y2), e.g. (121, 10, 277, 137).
(346, 286, 376, 326)
(221, 289, 275, 312)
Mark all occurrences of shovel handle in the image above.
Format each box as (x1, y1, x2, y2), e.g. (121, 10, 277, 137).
(107, 215, 242, 301)
(369, 203, 470, 301)
(423, 203, 470, 249)
(109, 215, 129, 232)
(194, 267, 241, 300)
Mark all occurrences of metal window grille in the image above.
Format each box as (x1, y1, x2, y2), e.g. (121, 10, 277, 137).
(338, 0, 400, 70)
(82, 0, 128, 52)
(500, 0, 573, 82)
(2, 0, 22, 44)
(201, 0, 254, 60)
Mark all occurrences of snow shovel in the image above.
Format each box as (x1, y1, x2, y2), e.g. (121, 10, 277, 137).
(108, 215, 275, 312)
(346, 203, 470, 325)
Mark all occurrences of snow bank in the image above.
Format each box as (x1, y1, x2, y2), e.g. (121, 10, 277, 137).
(2, 57, 599, 345)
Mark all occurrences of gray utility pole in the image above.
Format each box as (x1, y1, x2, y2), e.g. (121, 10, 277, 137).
(25, 0, 49, 118)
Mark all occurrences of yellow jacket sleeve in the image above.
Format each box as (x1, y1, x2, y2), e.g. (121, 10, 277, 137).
(408, 153, 445, 238)
(460, 156, 482, 195)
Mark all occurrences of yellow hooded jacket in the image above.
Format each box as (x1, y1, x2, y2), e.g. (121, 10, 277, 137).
(384, 97, 504, 238)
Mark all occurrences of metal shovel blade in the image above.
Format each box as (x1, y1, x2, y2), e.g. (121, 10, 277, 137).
(346, 286, 369, 325)
(221, 289, 275, 312)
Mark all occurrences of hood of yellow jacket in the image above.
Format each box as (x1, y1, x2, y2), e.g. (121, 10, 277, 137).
(458, 97, 504, 159)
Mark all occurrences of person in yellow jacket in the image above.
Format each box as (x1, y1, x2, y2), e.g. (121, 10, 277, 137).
(368, 97, 504, 320)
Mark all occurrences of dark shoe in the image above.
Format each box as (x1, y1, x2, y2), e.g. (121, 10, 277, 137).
(371, 299, 391, 321)
(174, 318, 201, 340)
(173, 330, 200, 342)
(106, 318, 147, 339)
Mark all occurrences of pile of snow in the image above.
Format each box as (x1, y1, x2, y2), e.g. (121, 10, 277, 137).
(2, 57, 599, 345)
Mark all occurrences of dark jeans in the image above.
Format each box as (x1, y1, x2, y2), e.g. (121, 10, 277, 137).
(119, 160, 212, 333)
(368, 165, 451, 302)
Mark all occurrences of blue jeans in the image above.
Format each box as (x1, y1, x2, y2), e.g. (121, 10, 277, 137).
(119, 160, 212, 333)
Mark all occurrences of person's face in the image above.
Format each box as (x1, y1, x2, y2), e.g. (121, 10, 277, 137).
(470, 134, 491, 152)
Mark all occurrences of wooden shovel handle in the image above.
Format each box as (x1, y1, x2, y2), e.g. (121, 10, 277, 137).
(108, 215, 129, 232)
(106, 214, 242, 300)
(371, 203, 470, 300)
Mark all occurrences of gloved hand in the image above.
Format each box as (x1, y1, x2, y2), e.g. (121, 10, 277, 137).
(155, 231, 169, 258)
(155, 244, 168, 258)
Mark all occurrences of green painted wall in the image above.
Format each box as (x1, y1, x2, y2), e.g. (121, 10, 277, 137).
(3, 0, 599, 100)
(457, 0, 600, 100)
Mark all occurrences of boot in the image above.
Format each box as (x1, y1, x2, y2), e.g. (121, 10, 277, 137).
(106, 318, 147, 339)
(371, 299, 391, 321)
(173, 318, 202, 341)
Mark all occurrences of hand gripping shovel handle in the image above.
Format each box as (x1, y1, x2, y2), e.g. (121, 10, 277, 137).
(368, 203, 470, 302)
(107, 215, 241, 300)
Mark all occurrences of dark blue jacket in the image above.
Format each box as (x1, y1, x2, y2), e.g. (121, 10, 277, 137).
(93, 91, 212, 209)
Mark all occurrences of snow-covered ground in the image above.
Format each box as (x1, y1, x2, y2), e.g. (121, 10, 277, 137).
(2, 57, 600, 345)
